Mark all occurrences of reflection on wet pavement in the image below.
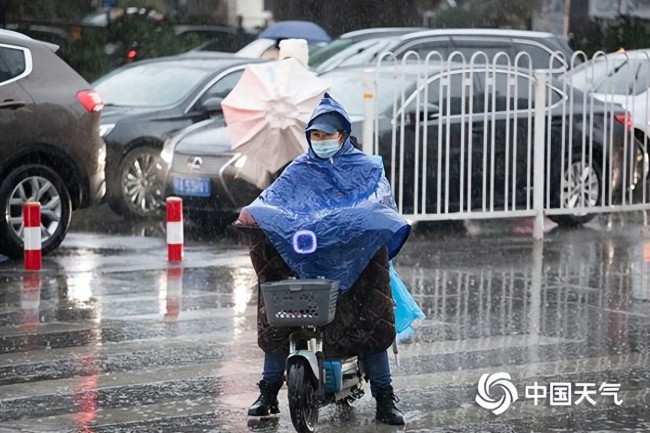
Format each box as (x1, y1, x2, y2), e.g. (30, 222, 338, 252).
(0, 212, 649, 432)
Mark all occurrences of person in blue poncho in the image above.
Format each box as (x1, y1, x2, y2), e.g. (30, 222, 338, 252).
(236, 93, 410, 426)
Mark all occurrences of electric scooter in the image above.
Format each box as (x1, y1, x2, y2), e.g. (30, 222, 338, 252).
(261, 277, 365, 433)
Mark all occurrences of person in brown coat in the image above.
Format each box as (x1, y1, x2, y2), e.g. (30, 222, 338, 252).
(236, 93, 410, 425)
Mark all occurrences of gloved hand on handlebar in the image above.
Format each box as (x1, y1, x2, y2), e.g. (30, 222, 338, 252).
(234, 208, 257, 226)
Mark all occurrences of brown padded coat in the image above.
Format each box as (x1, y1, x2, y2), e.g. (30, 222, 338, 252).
(247, 230, 396, 356)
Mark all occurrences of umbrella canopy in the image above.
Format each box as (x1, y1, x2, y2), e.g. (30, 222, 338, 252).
(222, 58, 330, 177)
(259, 21, 331, 44)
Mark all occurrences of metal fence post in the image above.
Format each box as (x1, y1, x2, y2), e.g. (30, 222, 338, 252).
(362, 69, 376, 155)
(529, 240, 543, 338)
(527, 239, 544, 368)
(533, 70, 547, 240)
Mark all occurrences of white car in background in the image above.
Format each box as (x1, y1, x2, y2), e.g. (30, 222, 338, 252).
(569, 49, 650, 141)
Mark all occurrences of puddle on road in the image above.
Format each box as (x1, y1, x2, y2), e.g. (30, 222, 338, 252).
(1, 213, 650, 431)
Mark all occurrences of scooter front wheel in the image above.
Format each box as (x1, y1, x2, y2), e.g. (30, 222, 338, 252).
(287, 361, 319, 433)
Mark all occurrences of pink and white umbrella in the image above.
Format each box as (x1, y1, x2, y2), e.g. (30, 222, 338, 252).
(222, 58, 329, 175)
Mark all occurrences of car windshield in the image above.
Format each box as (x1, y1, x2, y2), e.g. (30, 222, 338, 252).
(94, 63, 211, 107)
(309, 39, 357, 67)
(317, 39, 396, 73)
(321, 69, 413, 116)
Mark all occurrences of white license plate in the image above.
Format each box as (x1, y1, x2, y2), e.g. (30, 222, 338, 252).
(172, 176, 211, 197)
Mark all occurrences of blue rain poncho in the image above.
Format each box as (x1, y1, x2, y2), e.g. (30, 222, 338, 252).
(245, 94, 411, 292)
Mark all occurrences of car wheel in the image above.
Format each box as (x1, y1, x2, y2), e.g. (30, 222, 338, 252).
(110, 145, 164, 219)
(0, 165, 72, 258)
(548, 156, 601, 227)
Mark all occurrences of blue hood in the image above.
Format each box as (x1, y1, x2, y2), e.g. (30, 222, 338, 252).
(304, 92, 352, 145)
(245, 94, 410, 292)
(304, 92, 353, 160)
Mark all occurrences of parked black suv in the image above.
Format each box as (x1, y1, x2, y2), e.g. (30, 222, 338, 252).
(0, 30, 106, 258)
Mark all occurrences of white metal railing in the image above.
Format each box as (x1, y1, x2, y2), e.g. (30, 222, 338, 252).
(363, 49, 650, 238)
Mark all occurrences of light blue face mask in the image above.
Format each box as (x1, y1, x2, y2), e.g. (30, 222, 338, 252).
(311, 138, 341, 159)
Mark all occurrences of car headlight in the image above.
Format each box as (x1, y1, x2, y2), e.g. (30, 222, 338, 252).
(99, 124, 115, 137)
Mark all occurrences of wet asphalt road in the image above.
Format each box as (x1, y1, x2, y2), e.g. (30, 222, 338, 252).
(0, 205, 649, 433)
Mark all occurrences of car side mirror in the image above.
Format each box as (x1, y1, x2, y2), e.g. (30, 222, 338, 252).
(201, 97, 223, 114)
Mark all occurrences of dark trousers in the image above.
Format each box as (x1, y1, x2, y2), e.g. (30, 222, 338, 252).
(263, 349, 391, 397)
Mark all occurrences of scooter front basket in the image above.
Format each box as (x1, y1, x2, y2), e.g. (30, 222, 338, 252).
(261, 279, 338, 327)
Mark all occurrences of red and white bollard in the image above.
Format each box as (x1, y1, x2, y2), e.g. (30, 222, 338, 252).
(166, 197, 183, 262)
(165, 267, 183, 320)
(21, 272, 41, 333)
(23, 202, 42, 271)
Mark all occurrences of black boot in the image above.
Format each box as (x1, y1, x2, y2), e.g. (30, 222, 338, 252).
(248, 380, 282, 416)
(375, 385, 405, 425)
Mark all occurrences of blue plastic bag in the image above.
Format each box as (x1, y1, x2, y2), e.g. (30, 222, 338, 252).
(390, 262, 426, 340)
